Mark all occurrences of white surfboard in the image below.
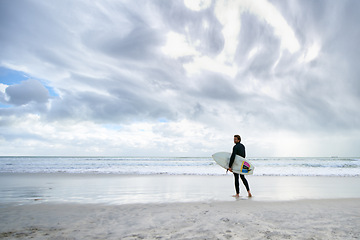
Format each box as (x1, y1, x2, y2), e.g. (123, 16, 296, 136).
(212, 152, 254, 175)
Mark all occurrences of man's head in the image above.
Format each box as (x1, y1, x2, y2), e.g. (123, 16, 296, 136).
(234, 134, 241, 144)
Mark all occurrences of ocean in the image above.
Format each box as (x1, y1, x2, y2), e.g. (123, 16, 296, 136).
(1, 156, 360, 205)
(1, 156, 359, 176)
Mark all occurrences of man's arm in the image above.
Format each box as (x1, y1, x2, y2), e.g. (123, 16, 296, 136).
(229, 146, 236, 169)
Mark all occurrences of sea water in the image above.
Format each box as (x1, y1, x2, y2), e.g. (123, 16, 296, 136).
(0, 156, 359, 176)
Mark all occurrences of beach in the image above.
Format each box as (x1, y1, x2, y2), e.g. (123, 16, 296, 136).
(1, 174, 360, 239)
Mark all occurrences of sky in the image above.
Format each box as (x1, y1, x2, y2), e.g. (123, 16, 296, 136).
(0, 0, 359, 157)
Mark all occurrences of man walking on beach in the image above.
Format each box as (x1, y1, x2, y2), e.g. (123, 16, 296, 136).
(228, 135, 252, 198)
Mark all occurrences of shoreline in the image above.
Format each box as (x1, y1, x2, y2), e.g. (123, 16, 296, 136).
(1, 199, 359, 239)
(1, 174, 360, 205)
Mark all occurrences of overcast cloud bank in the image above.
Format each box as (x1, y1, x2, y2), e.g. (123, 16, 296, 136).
(1, 0, 359, 157)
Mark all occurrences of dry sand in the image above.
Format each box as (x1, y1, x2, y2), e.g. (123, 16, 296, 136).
(1, 198, 359, 240)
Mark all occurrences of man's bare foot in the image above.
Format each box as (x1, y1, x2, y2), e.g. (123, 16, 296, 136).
(232, 194, 240, 198)
(248, 191, 252, 198)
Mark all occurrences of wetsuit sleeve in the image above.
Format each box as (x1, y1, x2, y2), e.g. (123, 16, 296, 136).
(229, 145, 236, 168)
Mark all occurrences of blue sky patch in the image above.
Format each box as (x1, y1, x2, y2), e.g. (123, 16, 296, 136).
(0, 66, 29, 85)
(102, 124, 123, 130)
(158, 118, 168, 123)
(0, 103, 11, 108)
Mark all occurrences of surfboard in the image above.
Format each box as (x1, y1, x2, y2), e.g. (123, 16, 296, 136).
(212, 152, 254, 175)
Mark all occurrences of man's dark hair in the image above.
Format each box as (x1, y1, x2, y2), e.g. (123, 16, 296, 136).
(234, 135, 241, 142)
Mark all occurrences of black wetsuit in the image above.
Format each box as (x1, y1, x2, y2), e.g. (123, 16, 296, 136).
(229, 142, 250, 194)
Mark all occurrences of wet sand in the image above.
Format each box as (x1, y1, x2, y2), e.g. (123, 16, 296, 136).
(1, 173, 360, 204)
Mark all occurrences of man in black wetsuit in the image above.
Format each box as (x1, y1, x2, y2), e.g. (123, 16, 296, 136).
(228, 135, 252, 198)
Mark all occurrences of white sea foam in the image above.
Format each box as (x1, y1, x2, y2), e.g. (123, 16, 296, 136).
(0, 156, 359, 176)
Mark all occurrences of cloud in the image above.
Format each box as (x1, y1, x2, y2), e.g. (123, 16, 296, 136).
(184, 0, 211, 11)
(0, 0, 359, 156)
(4, 80, 49, 106)
(162, 31, 200, 58)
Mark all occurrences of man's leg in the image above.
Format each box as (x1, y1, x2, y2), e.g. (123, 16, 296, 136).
(240, 174, 252, 197)
(233, 173, 240, 197)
